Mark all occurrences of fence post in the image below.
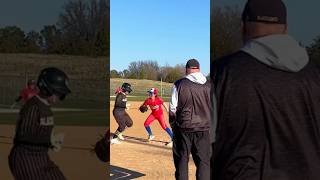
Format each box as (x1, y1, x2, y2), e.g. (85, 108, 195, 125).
(160, 78, 163, 98)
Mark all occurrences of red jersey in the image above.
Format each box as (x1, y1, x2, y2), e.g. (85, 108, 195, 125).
(20, 87, 39, 103)
(143, 97, 164, 116)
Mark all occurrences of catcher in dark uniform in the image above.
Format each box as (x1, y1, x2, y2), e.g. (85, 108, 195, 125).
(8, 67, 71, 180)
(110, 83, 133, 144)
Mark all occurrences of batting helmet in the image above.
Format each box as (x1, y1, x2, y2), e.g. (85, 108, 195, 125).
(121, 83, 132, 93)
(37, 67, 71, 100)
(27, 79, 36, 85)
(147, 88, 158, 96)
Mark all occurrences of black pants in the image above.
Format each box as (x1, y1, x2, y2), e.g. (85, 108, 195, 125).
(210, 143, 214, 179)
(173, 129, 210, 180)
(113, 109, 133, 132)
(9, 145, 66, 180)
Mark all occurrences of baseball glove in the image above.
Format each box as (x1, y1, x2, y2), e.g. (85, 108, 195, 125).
(94, 129, 110, 162)
(139, 105, 148, 113)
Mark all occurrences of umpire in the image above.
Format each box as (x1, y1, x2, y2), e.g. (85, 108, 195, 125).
(169, 59, 211, 180)
(9, 67, 71, 180)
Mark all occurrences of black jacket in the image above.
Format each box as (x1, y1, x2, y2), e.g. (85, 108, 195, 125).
(172, 78, 211, 132)
(212, 51, 320, 180)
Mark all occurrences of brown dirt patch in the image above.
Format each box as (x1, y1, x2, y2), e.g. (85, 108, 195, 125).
(110, 101, 197, 179)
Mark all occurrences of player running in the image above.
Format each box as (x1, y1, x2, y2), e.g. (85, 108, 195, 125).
(140, 88, 173, 145)
(110, 83, 133, 144)
(8, 67, 71, 180)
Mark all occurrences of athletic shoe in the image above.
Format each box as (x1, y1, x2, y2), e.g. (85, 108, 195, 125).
(166, 141, 173, 147)
(118, 133, 125, 140)
(148, 135, 155, 141)
(111, 138, 121, 145)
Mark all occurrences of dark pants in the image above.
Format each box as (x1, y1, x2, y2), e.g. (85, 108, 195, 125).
(173, 129, 210, 180)
(113, 109, 133, 132)
(210, 143, 214, 179)
(9, 145, 66, 180)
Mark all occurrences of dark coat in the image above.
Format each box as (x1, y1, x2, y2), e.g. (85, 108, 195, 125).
(212, 51, 320, 180)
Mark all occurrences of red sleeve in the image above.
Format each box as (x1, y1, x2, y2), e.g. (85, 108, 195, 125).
(143, 99, 149, 106)
(20, 88, 27, 99)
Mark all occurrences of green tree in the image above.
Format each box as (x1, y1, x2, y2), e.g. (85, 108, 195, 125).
(0, 26, 25, 53)
(40, 25, 63, 54)
(24, 31, 42, 53)
(57, 0, 107, 56)
(122, 69, 130, 78)
(110, 69, 121, 78)
(164, 64, 184, 83)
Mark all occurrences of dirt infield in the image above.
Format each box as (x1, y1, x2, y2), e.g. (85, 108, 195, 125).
(0, 125, 108, 180)
(110, 101, 197, 180)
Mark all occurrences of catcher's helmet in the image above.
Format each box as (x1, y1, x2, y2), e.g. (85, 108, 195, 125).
(147, 88, 158, 96)
(37, 67, 71, 100)
(121, 83, 132, 93)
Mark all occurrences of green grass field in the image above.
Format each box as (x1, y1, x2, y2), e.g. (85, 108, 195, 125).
(0, 53, 108, 110)
(110, 96, 170, 102)
(110, 78, 173, 103)
(110, 78, 173, 97)
(0, 110, 108, 126)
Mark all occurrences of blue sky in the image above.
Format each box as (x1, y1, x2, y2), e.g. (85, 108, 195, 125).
(0, 0, 318, 75)
(0, 0, 68, 32)
(215, 0, 320, 46)
(110, 0, 210, 75)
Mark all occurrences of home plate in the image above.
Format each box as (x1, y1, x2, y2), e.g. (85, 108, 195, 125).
(110, 165, 145, 179)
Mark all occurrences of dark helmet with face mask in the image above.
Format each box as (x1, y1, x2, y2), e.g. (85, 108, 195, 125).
(37, 67, 71, 100)
(27, 79, 36, 86)
(121, 83, 132, 93)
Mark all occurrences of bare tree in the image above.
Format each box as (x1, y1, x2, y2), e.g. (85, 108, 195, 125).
(57, 0, 107, 56)
(143, 60, 159, 80)
(307, 35, 320, 64)
(127, 60, 159, 80)
(212, 6, 242, 60)
(24, 31, 42, 53)
(40, 25, 63, 54)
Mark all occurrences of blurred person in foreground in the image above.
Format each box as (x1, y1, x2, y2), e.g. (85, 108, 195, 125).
(211, 0, 320, 179)
(9, 67, 71, 180)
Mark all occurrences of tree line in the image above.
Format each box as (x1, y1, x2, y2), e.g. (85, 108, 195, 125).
(212, 5, 320, 64)
(110, 60, 186, 83)
(0, 0, 108, 57)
